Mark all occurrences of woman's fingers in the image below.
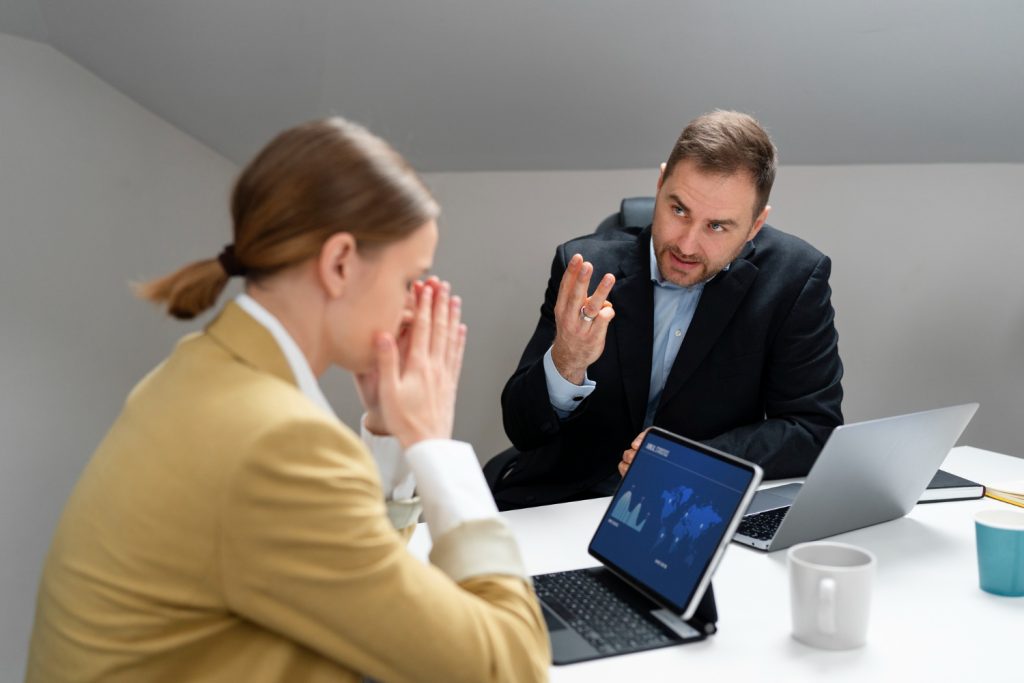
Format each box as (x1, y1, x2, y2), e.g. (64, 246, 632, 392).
(451, 323, 467, 385)
(374, 332, 400, 405)
(430, 280, 450, 359)
(445, 295, 463, 372)
(407, 279, 434, 360)
(380, 276, 466, 447)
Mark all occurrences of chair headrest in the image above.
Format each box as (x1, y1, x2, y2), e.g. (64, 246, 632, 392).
(619, 197, 655, 228)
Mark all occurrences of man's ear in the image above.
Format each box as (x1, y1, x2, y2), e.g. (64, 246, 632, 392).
(748, 204, 771, 242)
(656, 162, 667, 192)
(318, 231, 357, 299)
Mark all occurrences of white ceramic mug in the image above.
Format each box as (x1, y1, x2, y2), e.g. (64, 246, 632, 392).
(788, 541, 876, 650)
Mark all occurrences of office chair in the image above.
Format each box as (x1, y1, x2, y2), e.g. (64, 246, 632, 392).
(484, 196, 657, 508)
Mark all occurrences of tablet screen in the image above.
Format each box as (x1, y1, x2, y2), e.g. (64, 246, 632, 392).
(588, 428, 761, 616)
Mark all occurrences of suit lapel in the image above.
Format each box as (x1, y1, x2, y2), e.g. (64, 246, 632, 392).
(205, 301, 297, 387)
(658, 241, 759, 409)
(612, 231, 655, 432)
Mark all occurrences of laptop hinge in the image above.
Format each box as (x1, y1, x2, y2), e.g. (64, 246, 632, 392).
(650, 609, 702, 639)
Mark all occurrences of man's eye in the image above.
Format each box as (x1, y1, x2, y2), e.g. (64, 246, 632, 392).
(672, 205, 686, 216)
(709, 222, 725, 232)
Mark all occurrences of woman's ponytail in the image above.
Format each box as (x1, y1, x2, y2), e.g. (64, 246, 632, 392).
(134, 257, 231, 320)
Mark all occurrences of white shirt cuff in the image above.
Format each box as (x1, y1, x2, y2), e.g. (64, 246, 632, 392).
(360, 415, 417, 501)
(404, 439, 500, 538)
(543, 346, 596, 418)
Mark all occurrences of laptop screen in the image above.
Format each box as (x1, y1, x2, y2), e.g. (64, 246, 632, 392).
(588, 430, 759, 614)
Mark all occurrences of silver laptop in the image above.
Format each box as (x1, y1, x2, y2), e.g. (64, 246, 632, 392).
(733, 403, 978, 552)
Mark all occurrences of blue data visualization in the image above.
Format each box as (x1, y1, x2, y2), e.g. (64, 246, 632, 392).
(610, 489, 648, 531)
(590, 433, 753, 609)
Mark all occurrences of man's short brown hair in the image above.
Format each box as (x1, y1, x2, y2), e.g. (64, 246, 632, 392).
(663, 110, 778, 217)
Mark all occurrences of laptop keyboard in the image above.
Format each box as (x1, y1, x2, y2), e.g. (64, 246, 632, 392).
(533, 570, 675, 654)
(736, 506, 790, 541)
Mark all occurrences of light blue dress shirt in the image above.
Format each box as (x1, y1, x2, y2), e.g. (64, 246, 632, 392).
(544, 241, 707, 425)
(643, 243, 705, 427)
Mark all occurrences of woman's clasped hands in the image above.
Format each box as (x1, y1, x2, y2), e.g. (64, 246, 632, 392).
(357, 277, 466, 449)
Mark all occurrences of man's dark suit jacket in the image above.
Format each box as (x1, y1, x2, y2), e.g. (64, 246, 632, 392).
(497, 224, 844, 508)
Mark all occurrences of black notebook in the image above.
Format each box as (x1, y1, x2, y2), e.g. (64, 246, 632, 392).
(918, 469, 984, 503)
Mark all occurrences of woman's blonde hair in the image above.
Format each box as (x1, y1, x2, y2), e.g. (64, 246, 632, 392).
(136, 117, 439, 319)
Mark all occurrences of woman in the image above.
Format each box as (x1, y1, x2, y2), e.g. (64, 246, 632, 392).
(26, 118, 549, 682)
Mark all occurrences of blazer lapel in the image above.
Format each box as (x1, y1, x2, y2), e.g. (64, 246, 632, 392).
(205, 301, 297, 387)
(612, 231, 655, 431)
(658, 241, 759, 408)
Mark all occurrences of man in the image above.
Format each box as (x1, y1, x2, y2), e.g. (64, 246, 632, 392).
(491, 110, 843, 510)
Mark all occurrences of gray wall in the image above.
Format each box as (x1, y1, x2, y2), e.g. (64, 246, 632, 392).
(3, 31, 1023, 680)
(772, 164, 1024, 454)
(0, 34, 237, 678)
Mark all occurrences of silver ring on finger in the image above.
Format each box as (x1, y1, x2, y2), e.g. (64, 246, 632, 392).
(579, 305, 596, 323)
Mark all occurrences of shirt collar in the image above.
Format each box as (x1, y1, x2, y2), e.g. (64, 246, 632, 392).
(234, 293, 336, 418)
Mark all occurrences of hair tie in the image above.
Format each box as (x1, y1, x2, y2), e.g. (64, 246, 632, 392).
(217, 244, 247, 277)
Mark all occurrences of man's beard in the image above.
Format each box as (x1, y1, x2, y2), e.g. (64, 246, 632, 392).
(657, 243, 743, 287)
(658, 246, 712, 286)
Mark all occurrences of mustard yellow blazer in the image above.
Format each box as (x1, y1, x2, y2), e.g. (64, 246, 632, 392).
(27, 303, 549, 682)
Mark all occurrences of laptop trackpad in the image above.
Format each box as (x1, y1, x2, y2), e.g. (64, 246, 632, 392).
(747, 483, 802, 514)
(542, 605, 568, 632)
(543, 606, 599, 663)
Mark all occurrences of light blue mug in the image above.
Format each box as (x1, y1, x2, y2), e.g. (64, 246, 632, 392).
(975, 508, 1024, 597)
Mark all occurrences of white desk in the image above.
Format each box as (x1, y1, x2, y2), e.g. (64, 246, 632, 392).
(411, 447, 1024, 681)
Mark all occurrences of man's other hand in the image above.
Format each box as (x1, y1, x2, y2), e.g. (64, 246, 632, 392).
(618, 428, 651, 478)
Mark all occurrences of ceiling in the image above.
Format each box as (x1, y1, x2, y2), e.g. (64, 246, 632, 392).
(3, 0, 1023, 172)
